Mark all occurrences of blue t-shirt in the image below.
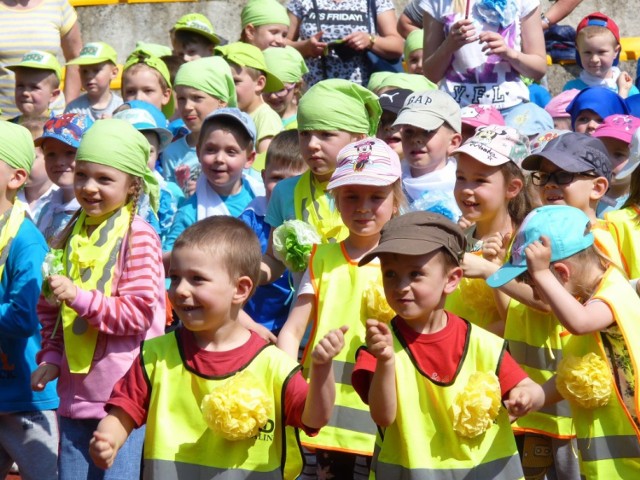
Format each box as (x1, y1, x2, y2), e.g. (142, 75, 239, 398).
(264, 175, 301, 229)
(0, 218, 58, 412)
(161, 136, 198, 184)
(563, 77, 640, 97)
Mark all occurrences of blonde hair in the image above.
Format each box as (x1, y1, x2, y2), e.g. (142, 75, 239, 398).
(332, 178, 407, 217)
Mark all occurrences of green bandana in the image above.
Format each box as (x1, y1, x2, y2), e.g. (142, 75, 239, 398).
(263, 46, 308, 83)
(404, 29, 423, 60)
(372, 72, 437, 93)
(174, 57, 237, 107)
(241, 0, 290, 28)
(297, 79, 381, 136)
(75, 119, 159, 212)
(367, 72, 393, 92)
(0, 122, 34, 173)
(124, 49, 174, 117)
(215, 42, 284, 94)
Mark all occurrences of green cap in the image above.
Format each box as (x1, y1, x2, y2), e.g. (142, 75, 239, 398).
(215, 42, 284, 94)
(173, 13, 220, 46)
(263, 46, 308, 84)
(298, 79, 381, 137)
(404, 29, 423, 60)
(134, 41, 172, 59)
(174, 56, 237, 107)
(124, 48, 174, 118)
(241, 0, 290, 28)
(76, 119, 159, 212)
(0, 122, 34, 173)
(7, 50, 62, 81)
(67, 42, 118, 66)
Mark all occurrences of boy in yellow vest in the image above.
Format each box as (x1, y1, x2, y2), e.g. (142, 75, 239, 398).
(90, 216, 347, 479)
(352, 211, 545, 479)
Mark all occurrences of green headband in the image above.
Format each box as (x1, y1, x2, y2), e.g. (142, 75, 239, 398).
(76, 119, 159, 212)
(0, 122, 34, 173)
(263, 46, 308, 83)
(215, 42, 284, 94)
(404, 29, 424, 60)
(124, 49, 174, 117)
(298, 79, 381, 136)
(241, 0, 290, 28)
(374, 72, 436, 92)
(174, 56, 237, 107)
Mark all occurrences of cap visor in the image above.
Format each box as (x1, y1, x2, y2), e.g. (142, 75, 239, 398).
(521, 152, 588, 172)
(263, 72, 285, 94)
(358, 239, 443, 266)
(393, 112, 444, 131)
(486, 264, 527, 288)
(66, 57, 114, 66)
(453, 143, 510, 166)
(327, 175, 395, 191)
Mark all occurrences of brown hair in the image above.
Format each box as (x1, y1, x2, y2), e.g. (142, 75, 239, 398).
(160, 54, 185, 86)
(198, 117, 254, 152)
(501, 161, 533, 227)
(265, 130, 306, 172)
(121, 63, 170, 94)
(13, 67, 60, 89)
(174, 30, 216, 48)
(229, 61, 264, 82)
(173, 216, 262, 297)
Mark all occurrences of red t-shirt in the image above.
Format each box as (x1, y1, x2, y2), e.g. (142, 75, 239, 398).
(107, 328, 315, 434)
(352, 313, 527, 404)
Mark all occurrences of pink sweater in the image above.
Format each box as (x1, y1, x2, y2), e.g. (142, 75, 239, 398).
(37, 216, 166, 419)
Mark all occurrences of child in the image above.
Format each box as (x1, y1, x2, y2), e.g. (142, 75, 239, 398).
(0, 122, 58, 480)
(65, 42, 123, 120)
(593, 114, 640, 217)
(171, 13, 220, 63)
(89, 215, 347, 479)
(215, 42, 284, 155)
(6, 50, 62, 124)
(263, 46, 308, 130)
(394, 89, 462, 221)
(164, 107, 264, 253)
(241, 0, 290, 50)
(121, 49, 174, 119)
(487, 205, 640, 478)
(404, 28, 423, 74)
(376, 88, 411, 157)
(545, 89, 579, 131)
(161, 56, 235, 191)
(277, 137, 404, 476)
(240, 130, 308, 334)
(502, 102, 554, 140)
(261, 78, 380, 284)
(566, 86, 628, 135)
(352, 211, 545, 478)
(448, 125, 531, 330)
(563, 13, 639, 98)
(31, 119, 166, 480)
(34, 113, 94, 244)
(460, 104, 505, 142)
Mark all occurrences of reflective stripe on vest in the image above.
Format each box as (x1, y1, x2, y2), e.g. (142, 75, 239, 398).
(506, 301, 575, 438)
(561, 267, 640, 478)
(371, 318, 523, 479)
(300, 242, 378, 455)
(144, 459, 283, 480)
(142, 331, 303, 479)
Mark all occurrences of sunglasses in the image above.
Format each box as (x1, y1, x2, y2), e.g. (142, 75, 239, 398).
(531, 170, 599, 186)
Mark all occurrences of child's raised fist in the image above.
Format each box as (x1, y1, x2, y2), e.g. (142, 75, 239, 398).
(311, 325, 348, 365)
(365, 319, 394, 362)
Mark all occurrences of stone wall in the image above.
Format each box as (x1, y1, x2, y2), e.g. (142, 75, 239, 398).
(77, 0, 640, 95)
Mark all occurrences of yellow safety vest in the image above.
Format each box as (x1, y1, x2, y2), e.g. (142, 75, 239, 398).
(142, 331, 304, 480)
(592, 218, 623, 271)
(299, 242, 379, 456)
(370, 318, 524, 480)
(293, 171, 348, 243)
(559, 267, 640, 479)
(0, 201, 26, 281)
(606, 206, 640, 278)
(505, 300, 574, 438)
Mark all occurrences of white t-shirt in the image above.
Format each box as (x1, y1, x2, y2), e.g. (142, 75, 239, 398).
(420, 0, 538, 110)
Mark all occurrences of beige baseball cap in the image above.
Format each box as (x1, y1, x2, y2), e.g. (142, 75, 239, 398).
(393, 90, 461, 133)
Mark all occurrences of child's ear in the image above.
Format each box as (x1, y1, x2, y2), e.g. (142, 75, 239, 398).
(49, 87, 61, 106)
(447, 132, 463, 155)
(233, 275, 254, 304)
(244, 149, 257, 169)
(244, 24, 257, 42)
(551, 262, 571, 284)
(8, 168, 28, 190)
(506, 176, 524, 200)
(444, 265, 463, 294)
(110, 64, 119, 80)
(590, 176, 609, 200)
(256, 75, 266, 92)
(161, 87, 173, 107)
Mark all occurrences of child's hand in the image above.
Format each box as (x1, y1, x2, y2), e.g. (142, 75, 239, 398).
(457, 215, 474, 231)
(479, 31, 514, 61)
(618, 71, 633, 97)
(525, 236, 552, 276)
(504, 379, 545, 420)
(366, 319, 394, 362)
(48, 274, 77, 304)
(311, 325, 348, 365)
(447, 19, 478, 50)
(460, 252, 497, 280)
(305, 31, 327, 58)
(31, 363, 60, 391)
(482, 232, 511, 265)
(89, 431, 118, 470)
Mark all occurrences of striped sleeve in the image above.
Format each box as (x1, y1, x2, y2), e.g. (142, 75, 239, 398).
(69, 220, 165, 337)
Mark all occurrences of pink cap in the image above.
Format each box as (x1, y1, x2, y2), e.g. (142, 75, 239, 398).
(328, 137, 401, 190)
(544, 89, 579, 118)
(460, 104, 505, 128)
(592, 114, 640, 144)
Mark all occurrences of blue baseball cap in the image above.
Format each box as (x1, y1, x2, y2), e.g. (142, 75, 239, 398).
(503, 102, 554, 137)
(486, 206, 594, 287)
(202, 107, 257, 144)
(113, 107, 173, 152)
(120, 100, 169, 128)
(35, 113, 94, 149)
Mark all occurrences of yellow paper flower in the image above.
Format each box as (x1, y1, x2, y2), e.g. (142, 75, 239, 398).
(452, 372, 502, 438)
(556, 353, 611, 409)
(459, 277, 498, 318)
(201, 370, 271, 441)
(362, 279, 395, 323)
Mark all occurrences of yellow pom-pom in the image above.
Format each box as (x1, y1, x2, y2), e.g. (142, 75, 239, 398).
(201, 370, 272, 441)
(459, 277, 498, 318)
(362, 279, 395, 323)
(452, 372, 502, 438)
(556, 353, 611, 409)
